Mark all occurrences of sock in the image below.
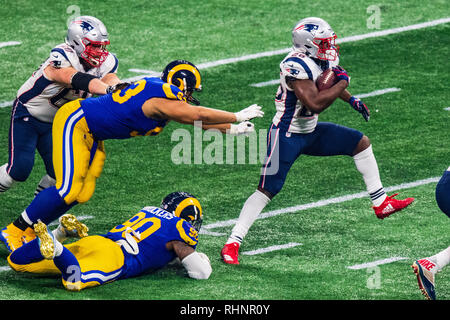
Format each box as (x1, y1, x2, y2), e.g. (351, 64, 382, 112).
(24, 186, 76, 225)
(8, 239, 43, 265)
(12, 215, 32, 231)
(226, 190, 271, 245)
(54, 247, 81, 284)
(0, 163, 16, 192)
(34, 174, 56, 196)
(429, 246, 450, 272)
(353, 145, 387, 207)
(53, 225, 68, 243)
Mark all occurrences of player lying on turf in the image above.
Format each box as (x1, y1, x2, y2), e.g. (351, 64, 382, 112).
(0, 16, 121, 197)
(221, 17, 415, 265)
(7, 192, 211, 291)
(412, 166, 450, 300)
(0, 59, 263, 253)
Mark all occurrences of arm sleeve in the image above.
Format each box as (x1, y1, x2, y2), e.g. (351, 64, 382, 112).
(181, 251, 212, 280)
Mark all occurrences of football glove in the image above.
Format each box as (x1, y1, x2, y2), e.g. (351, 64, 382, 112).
(234, 104, 264, 122)
(349, 96, 370, 122)
(332, 66, 351, 84)
(229, 121, 255, 135)
(106, 82, 132, 94)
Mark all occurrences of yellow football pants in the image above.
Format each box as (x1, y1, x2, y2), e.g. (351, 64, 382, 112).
(52, 99, 106, 204)
(7, 236, 124, 291)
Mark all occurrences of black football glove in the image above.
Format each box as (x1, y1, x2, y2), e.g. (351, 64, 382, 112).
(106, 82, 132, 94)
(349, 96, 370, 122)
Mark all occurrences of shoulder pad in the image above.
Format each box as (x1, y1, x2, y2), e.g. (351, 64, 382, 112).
(280, 52, 313, 81)
(49, 47, 73, 69)
(99, 52, 119, 75)
(176, 219, 198, 248)
(162, 82, 186, 101)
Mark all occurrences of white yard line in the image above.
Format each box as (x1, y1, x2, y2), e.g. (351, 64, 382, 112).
(0, 100, 14, 108)
(129, 17, 450, 74)
(347, 257, 409, 270)
(444, 107, 450, 111)
(0, 41, 21, 49)
(250, 79, 281, 88)
(48, 215, 94, 227)
(202, 176, 440, 232)
(355, 88, 401, 99)
(0, 266, 11, 272)
(242, 242, 302, 256)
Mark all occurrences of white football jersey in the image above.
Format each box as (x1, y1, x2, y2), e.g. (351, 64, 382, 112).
(272, 50, 339, 133)
(16, 43, 118, 123)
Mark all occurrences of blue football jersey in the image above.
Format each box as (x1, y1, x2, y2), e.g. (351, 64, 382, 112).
(80, 77, 185, 140)
(104, 206, 199, 279)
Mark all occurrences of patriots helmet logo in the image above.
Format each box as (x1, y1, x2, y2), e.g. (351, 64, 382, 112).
(294, 23, 319, 33)
(74, 20, 94, 34)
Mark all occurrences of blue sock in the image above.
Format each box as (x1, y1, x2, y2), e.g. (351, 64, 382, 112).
(25, 186, 77, 225)
(54, 247, 81, 282)
(9, 239, 43, 265)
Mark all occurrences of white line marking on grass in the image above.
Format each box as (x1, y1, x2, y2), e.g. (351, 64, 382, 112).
(355, 88, 401, 99)
(48, 215, 94, 227)
(250, 79, 281, 87)
(0, 100, 14, 108)
(129, 17, 450, 74)
(0, 266, 11, 272)
(444, 107, 450, 111)
(202, 176, 440, 232)
(0, 41, 21, 49)
(242, 242, 302, 256)
(200, 229, 226, 236)
(347, 257, 409, 270)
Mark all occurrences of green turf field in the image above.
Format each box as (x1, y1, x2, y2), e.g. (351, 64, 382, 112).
(0, 0, 449, 302)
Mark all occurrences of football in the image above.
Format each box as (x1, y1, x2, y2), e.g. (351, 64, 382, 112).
(316, 68, 337, 91)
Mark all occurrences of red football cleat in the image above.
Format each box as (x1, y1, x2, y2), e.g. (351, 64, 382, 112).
(221, 242, 240, 265)
(373, 193, 415, 219)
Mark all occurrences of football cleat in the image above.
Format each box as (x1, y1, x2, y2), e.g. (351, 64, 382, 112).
(373, 193, 415, 219)
(221, 242, 240, 265)
(59, 214, 89, 238)
(33, 220, 56, 260)
(412, 258, 436, 300)
(0, 224, 25, 252)
(22, 227, 36, 243)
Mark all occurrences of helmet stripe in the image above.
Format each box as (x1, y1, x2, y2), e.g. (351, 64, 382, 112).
(167, 64, 201, 89)
(174, 197, 203, 219)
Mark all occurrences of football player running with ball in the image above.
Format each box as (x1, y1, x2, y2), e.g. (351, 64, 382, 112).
(412, 166, 450, 300)
(0, 16, 121, 196)
(7, 192, 212, 291)
(0, 59, 263, 253)
(221, 17, 414, 265)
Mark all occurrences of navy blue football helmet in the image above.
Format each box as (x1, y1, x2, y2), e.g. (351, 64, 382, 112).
(160, 191, 203, 231)
(161, 60, 202, 105)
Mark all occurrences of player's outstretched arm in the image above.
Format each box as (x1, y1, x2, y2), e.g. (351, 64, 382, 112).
(292, 78, 348, 114)
(142, 98, 263, 125)
(167, 240, 212, 280)
(201, 121, 255, 135)
(44, 65, 116, 95)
